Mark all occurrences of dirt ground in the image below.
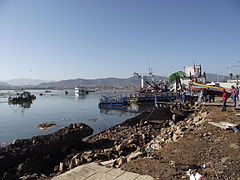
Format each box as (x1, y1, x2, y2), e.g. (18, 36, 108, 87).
(121, 105, 240, 180)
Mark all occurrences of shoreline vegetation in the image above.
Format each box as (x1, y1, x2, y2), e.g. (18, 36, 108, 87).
(1, 102, 240, 179)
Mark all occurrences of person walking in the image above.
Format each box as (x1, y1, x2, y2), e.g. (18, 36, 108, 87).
(231, 86, 237, 107)
(222, 89, 229, 111)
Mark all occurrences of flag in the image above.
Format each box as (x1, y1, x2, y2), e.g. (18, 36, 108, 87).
(193, 64, 197, 77)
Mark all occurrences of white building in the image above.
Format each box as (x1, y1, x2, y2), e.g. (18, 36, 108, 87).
(184, 65, 202, 77)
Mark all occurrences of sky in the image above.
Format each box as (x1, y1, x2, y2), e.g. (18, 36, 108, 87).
(0, 0, 240, 81)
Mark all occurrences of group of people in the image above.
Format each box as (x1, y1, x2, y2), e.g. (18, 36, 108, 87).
(179, 86, 239, 110)
(222, 86, 239, 111)
(201, 88, 215, 102)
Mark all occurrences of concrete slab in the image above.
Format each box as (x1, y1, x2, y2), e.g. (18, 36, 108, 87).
(107, 168, 125, 177)
(52, 171, 86, 180)
(208, 121, 238, 130)
(73, 165, 97, 177)
(52, 162, 154, 180)
(86, 171, 115, 180)
(114, 172, 140, 180)
(135, 175, 154, 180)
(87, 162, 113, 173)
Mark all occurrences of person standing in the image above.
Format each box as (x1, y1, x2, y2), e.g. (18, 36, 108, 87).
(198, 90, 203, 103)
(236, 87, 239, 101)
(231, 86, 237, 107)
(181, 90, 186, 105)
(202, 88, 207, 102)
(209, 90, 215, 102)
(222, 89, 229, 111)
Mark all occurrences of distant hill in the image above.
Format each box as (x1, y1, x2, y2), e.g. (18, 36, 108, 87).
(5, 78, 48, 86)
(37, 76, 166, 88)
(37, 74, 231, 88)
(0, 82, 10, 86)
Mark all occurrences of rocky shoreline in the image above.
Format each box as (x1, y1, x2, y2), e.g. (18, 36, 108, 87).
(0, 123, 93, 179)
(0, 104, 213, 180)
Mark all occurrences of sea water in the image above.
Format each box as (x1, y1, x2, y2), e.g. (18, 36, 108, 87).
(0, 90, 140, 146)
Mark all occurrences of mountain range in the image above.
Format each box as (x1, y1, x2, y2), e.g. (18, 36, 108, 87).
(37, 76, 166, 88)
(0, 82, 11, 86)
(0, 73, 230, 89)
(3, 78, 48, 86)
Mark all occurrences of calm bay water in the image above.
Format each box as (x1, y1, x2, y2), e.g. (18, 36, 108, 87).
(0, 90, 139, 146)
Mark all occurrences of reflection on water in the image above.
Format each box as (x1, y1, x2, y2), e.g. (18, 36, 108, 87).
(9, 101, 33, 109)
(75, 94, 87, 100)
(99, 104, 154, 116)
(8, 101, 33, 115)
(99, 108, 138, 116)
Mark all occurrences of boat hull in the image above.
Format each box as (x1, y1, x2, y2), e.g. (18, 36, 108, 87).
(188, 82, 227, 96)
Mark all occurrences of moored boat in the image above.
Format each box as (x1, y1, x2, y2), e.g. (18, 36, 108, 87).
(8, 91, 36, 104)
(98, 92, 177, 109)
(188, 81, 227, 96)
(75, 86, 89, 95)
(98, 96, 129, 109)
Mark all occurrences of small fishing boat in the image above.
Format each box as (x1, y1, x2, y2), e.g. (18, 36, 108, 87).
(98, 96, 129, 108)
(98, 92, 177, 109)
(75, 86, 89, 95)
(8, 91, 36, 104)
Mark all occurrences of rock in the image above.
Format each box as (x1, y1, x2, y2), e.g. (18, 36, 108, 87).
(169, 120, 175, 126)
(175, 127, 182, 135)
(93, 153, 109, 161)
(0, 155, 5, 160)
(172, 133, 182, 142)
(127, 151, 142, 161)
(0, 123, 93, 174)
(229, 143, 239, 149)
(169, 160, 176, 167)
(2, 172, 15, 180)
(19, 173, 39, 180)
(172, 114, 176, 121)
(59, 162, 64, 172)
(192, 116, 201, 123)
(17, 163, 24, 172)
(200, 111, 208, 119)
(99, 159, 116, 167)
(36, 122, 56, 130)
(116, 156, 127, 167)
(221, 157, 230, 163)
(53, 165, 59, 172)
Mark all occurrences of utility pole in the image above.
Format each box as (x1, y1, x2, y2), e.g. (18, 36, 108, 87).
(226, 64, 231, 81)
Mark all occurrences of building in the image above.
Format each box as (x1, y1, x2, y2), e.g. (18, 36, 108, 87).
(184, 65, 202, 78)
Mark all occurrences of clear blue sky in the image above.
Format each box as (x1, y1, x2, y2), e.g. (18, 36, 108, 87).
(0, 0, 240, 81)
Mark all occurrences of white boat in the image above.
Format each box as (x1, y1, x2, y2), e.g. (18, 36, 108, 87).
(75, 86, 89, 95)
